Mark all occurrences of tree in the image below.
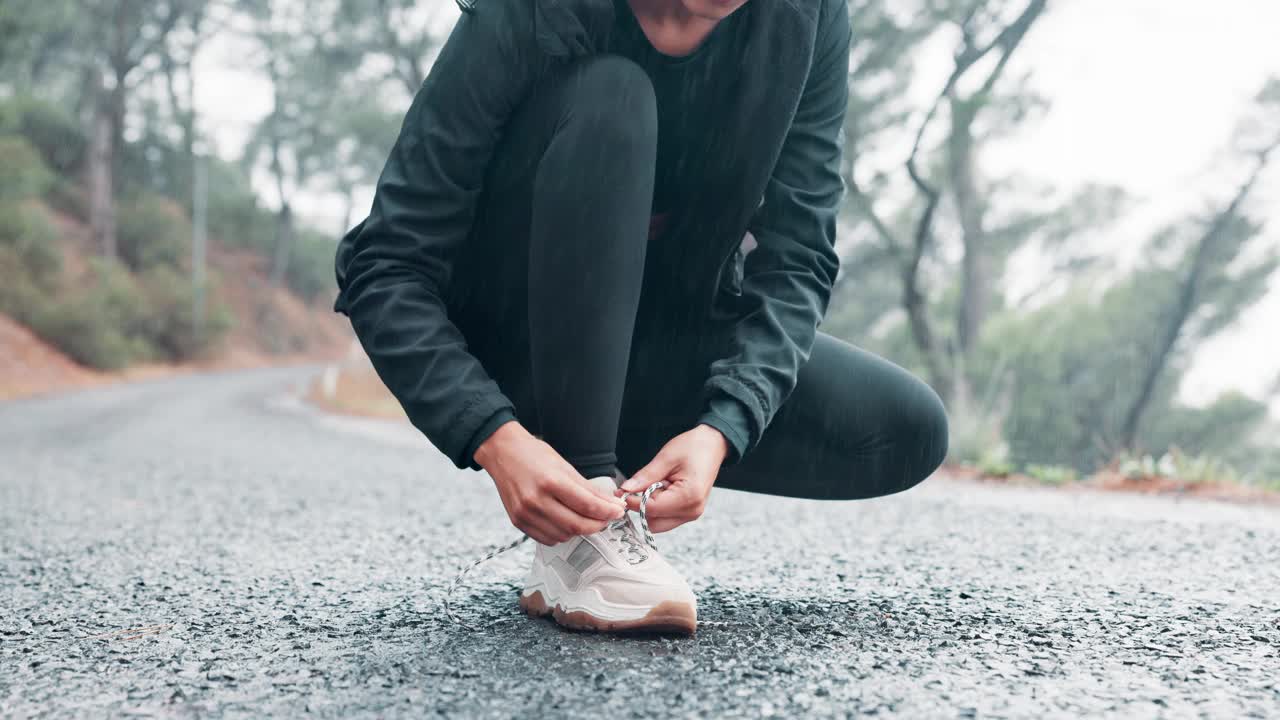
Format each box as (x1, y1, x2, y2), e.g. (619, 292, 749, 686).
(157, 1, 219, 210)
(839, 0, 1051, 410)
(335, 0, 449, 98)
(238, 0, 329, 289)
(80, 0, 198, 258)
(239, 0, 409, 288)
(322, 0, 448, 233)
(0, 0, 80, 93)
(985, 79, 1280, 471)
(1117, 79, 1280, 451)
(322, 104, 401, 236)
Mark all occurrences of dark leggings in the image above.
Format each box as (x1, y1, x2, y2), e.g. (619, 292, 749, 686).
(446, 55, 948, 501)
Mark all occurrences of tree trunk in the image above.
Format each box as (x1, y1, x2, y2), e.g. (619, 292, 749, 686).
(1117, 158, 1267, 450)
(88, 78, 117, 260)
(161, 51, 197, 209)
(269, 203, 294, 290)
(900, 189, 954, 404)
(948, 97, 988, 357)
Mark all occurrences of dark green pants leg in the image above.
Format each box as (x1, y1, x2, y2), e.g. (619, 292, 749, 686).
(618, 333, 949, 501)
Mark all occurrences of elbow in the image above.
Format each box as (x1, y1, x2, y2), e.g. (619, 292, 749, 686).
(339, 221, 450, 308)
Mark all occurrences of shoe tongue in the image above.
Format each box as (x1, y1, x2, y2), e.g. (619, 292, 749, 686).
(585, 474, 620, 495)
(584, 473, 650, 563)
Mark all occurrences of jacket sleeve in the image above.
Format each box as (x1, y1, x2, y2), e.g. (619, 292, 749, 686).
(334, 0, 539, 470)
(697, 0, 850, 463)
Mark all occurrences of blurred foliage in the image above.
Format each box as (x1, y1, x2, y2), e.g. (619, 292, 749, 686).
(288, 229, 343, 302)
(206, 159, 275, 248)
(0, 0, 342, 365)
(0, 101, 235, 367)
(0, 0, 353, 337)
(26, 260, 155, 370)
(1024, 464, 1078, 486)
(0, 135, 54, 201)
(135, 264, 234, 361)
(978, 284, 1158, 471)
(0, 96, 85, 174)
(974, 443, 1014, 479)
(1117, 451, 1177, 481)
(1249, 449, 1280, 492)
(0, 97, 90, 221)
(1143, 392, 1269, 465)
(1117, 447, 1242, 487)
(117, 194, 191, 272)
(10, 259, 232, 369)
(0, 201, 62, 284)
(831, 0, 1279, 486)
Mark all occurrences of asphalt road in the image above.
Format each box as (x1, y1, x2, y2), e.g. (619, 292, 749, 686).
(2, 367, 1278, 718)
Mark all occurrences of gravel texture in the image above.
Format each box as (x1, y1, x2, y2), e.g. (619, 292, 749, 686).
(2, 366, 1278, 718)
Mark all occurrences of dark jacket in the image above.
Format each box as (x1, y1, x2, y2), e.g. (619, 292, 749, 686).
(333, 0, 850, 469)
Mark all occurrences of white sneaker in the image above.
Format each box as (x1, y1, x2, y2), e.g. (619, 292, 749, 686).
(518, 475, 698, 634)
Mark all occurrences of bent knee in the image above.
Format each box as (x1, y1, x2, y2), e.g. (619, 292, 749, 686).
(843, 376, 949, 499)
(896, 381, 949, 492)
(561, 55, 656, 148)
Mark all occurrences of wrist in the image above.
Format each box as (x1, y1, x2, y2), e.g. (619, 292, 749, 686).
(474, 419, 522, 469)
(695, 423, 730, 464)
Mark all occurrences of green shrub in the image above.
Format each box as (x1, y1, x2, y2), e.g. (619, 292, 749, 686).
(25, 261, 152, 370)
(287, 229, 338, 301)
(945, 396, 1001, 466)
(0, 245, 48, 326)
(982, 281, 1177, 474)
(45, 177, 89, 221)
(33, 302, 145, 370)
(976, 443, 1014, 478)
(1117, 450, 1175, 479)
(0, 96, 87, 174)
(13, 258, 232, 369)
(0, 99, 16, 133)
(135, 265, 231, 361)
(117, 194, 190, 272)
(1024, 464, 1078, 486)
(0, 135, 54, 202)
(1116, 447, 1240, 485)
(1239, 446, 1280, 492)
(206, 160, 274, 252)
(1142, 392, 1268, 463)
(1166, 447, 1240, 485)
(0, 201, 62, 286)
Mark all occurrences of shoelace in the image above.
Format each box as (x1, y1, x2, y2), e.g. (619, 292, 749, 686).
(443, 481, 667, 630)
(607, 513, 651, 565)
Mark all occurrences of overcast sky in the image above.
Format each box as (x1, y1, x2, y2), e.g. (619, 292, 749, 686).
(193, 0, 1280, 415)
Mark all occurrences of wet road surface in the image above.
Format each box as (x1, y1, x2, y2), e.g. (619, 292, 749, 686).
(2, 367, 1278, 718)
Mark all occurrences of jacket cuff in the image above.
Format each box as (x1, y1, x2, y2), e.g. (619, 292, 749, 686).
(698, 392, 752, 465)
(463, 406, 518, 471)
(416, 391, 515, 471)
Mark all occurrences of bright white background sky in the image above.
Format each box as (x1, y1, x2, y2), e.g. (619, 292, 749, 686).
(194, 0, 1280, 414)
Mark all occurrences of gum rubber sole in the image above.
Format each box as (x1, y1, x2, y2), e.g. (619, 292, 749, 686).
(519, 590, 697, 635)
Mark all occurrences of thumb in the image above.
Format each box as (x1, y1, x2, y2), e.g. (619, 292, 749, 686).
(621, 454, 674, 493)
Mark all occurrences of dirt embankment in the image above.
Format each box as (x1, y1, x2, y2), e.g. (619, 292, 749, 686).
(946, 462, 1279, 506)
(0, 313, 104, 399)
(0, 300, 351, 402)
(1, 226, 352, 402)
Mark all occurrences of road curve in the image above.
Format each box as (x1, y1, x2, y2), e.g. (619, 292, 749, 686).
(1, 367, 1277, 718)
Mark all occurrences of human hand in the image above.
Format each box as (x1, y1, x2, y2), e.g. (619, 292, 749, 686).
(617, 424, 729, 533)
(475, 421, 626, 545)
